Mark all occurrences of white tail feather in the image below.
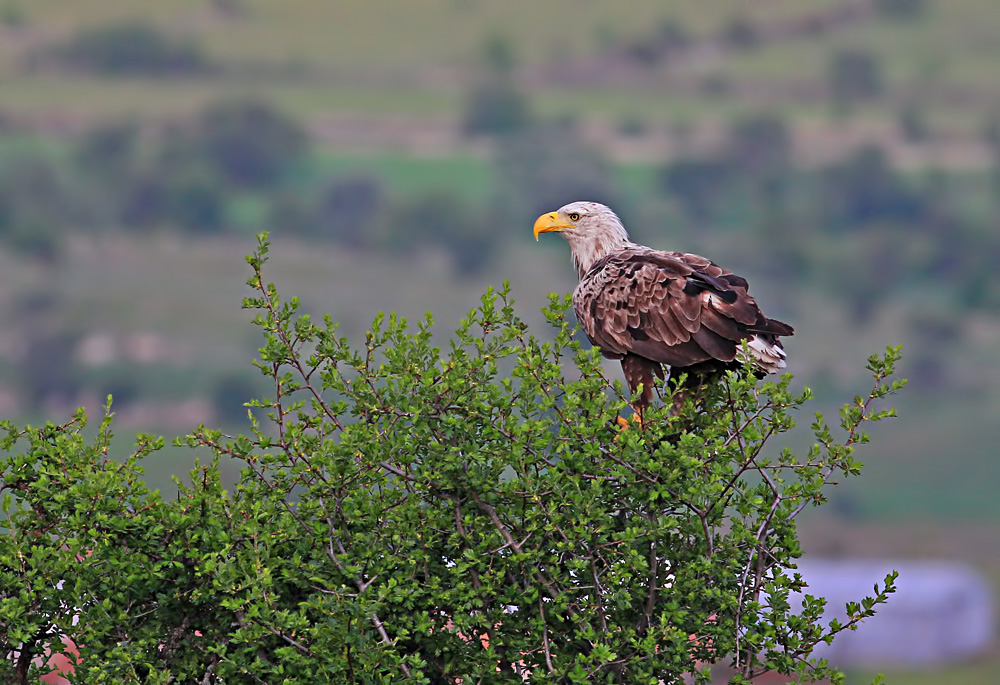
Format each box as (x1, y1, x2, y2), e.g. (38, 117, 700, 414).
(740, 335, 787, 375)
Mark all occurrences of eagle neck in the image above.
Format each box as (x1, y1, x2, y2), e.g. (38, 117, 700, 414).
(571, 234, 633, 278)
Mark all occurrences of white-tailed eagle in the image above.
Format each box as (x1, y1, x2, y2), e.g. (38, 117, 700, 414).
(534, 201, 793, 413)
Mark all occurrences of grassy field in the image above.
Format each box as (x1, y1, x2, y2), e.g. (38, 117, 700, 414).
(2, 0, 1000, 139)
(1, 0, 848, 69)
(307, 151, 495, 200)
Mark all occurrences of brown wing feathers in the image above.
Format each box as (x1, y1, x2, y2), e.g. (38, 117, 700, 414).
(574, 249, 792, 382)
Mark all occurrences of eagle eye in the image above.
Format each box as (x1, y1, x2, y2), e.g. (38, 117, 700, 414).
(568, 212, 581, 221)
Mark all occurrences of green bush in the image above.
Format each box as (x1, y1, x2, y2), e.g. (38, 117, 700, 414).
(312, 175, 386, 246)
(381, 190, 496, 276)
(461, 34, 531, 138)
(73, 122, 140, 182)
(660, 158, 736, 221)
(624, 19, 691, 66)
(827, 49, 885, 112)
(195, 100, 308, 190)
(721, 16, 760, 51)
(46, 22, 209, 76)
(725, 113, 792, 177)
(0, 236, 902, 683)
(460, 78, 532, 138)
(875, 0, 928, 20)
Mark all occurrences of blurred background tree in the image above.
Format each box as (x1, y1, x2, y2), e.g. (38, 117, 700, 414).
(827, 48, 885, 114)
(39, 21, 211, 76)
(461, 35, 532, 137)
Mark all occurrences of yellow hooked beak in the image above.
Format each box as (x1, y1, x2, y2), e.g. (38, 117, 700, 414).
(533, 211, 571, 241)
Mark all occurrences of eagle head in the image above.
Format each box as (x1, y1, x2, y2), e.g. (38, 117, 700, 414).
(533, 201, 630, 277)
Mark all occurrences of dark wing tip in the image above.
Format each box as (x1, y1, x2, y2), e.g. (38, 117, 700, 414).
(682, 277, 739, 303)
(756, 318, 794, 337)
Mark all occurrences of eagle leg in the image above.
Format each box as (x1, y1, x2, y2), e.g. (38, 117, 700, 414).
(615, 414, 642, 431)
(619, 354, 665, 426)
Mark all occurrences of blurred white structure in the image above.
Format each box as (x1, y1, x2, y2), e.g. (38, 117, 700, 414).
(790, 560, 994, 667)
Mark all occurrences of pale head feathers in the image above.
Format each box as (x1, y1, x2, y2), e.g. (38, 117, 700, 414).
(533, 201, 632, 278)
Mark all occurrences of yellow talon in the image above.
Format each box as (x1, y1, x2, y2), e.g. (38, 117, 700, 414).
(614, 413, 643, 431)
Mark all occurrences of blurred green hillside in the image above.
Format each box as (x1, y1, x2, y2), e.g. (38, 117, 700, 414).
(1, 0, 1000, 681)
(1, 0, 999, 142)
(0, 0, 997, 513)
